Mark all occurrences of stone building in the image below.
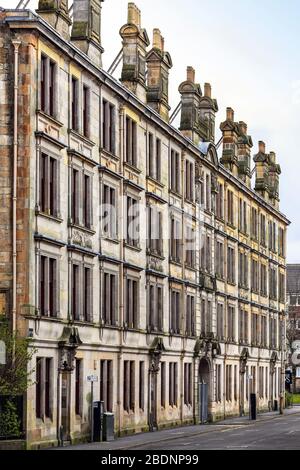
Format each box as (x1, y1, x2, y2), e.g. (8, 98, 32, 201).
(0, 1, 289, 448)
(287, 264, 300, 391)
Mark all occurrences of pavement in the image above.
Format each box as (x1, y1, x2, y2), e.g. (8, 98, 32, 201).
(56, 407, 300, 451)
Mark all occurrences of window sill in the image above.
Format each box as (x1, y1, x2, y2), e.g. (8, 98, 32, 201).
(70, 223, 96, 235)
(169, 258, 182, 266)
(124, 161, 141, 174)
(68, 128, 96, 147)
(169, 189, 182, 198)
(147, 175, 164, 188)
(227, 281, 237, 287)
(103, 235, 120, 245)
(124, 242, 142, 252)
(227, 223, 236, 230)
(185, 264, 197, 272)
(184, 198, 196, 206)
(37, 109, 64, 128)
(72, 320, 95, 327)
(215, 216, 225, 224)
(147, 249, 165, 260)
(36, 210, 63, 224)
(101, 147, 119, 161)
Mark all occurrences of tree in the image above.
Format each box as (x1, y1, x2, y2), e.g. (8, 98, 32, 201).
(0, 317, 36, 396)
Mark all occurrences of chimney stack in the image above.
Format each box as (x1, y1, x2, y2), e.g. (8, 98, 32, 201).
(146, 28, 173, 122)
(120, 2, 150, 102)
(204, 83, 211, 98)
(71, 0, 104, 68)
(259, 141, 266, 153)
(178, 67, 202, 144)
(236, 120, 253, 187)
(268, 151, 281, 207)
(37, 0, 71, 40)
(220, 107, 239, 174)
(187, 66, 195, 84)
(226, 107, 234, 122)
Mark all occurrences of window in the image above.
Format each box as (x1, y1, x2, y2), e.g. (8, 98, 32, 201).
(71, 168, 93, 228)
(227, 190, 234, 225)
(217, 303, 224, 340)
(169, 362, 178, 407)
(36, 358, 42, 419)
(170, 149, 180, 193)
(40, 54, 56, 117)
(251, 208, 258, 240)
(185, 160, 194, 202)
(148, 284, 163, 332)
(71, 168, 80, 225)
(147, 133, 162, 180)
(205, 174, 211, 211)
(147, 206, 163, 256)
(260, 214, 266, 246)
(123, 361, 135, 412)
(139, 362, 145, 410)
(102, 185, 117, 238)
(125, 278, 139, 329)
(216, 183, 224, 220)
(126, 196, 139, 248)
(279, 272, 286, 302)
(260, 264, 267, 296)
(269, 317, 277, 349)
(185, 226, 195, 267)
(239, 199, 247, 233)
(170, 217, 181, 263)
(227, 246, 236, 284)
(36, 357, 52, 420)
(184, 363, 192, 406)
(200, 233, 212, 273)
(75, 358, 82, 416)
(83, 267, 92, 322)
(102, 272, 117, 326)
(82, 174, 92, 229)
(39, 255, 58, 318)
(102, 99, 115, 154)
(269, 266, 277, 300)
(278, 227, 285, 257)
(251, 313, 259, 346)
(39, 153, 58, 217)
(125, 116, 137, 166)
(161, 362, 166, 408)
(226, 365, 232, 402)
(215, 240, 224, 279)
(227, 306, 235, 342)
(71, 76, 79, 131)
(234, 365, 238, 402)
(239, 308, 249, 344)
(216, 364, 222, 403)
(71, 264, 92, 322)
(186, 294, 195, 337)
(269, 221, 277, 252)
(251, 259, 259, 293)
(100, 360, 113, 412)
(239, 251, 248, 288)
(261, 316, 267, 347)
(83, 85, 90, 138)
(170, 290, 181, 334)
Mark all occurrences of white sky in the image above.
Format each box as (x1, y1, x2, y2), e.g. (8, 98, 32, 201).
(1, 0, 299, 263)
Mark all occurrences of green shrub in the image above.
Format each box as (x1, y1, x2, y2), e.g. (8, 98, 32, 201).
(0, 400, 21, 438)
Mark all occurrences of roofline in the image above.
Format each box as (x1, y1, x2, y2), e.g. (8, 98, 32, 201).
(2, 8, 291, 225)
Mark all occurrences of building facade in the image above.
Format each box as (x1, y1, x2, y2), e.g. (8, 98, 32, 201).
(287, 265, 300, 392)
(0, 1, 289, 449)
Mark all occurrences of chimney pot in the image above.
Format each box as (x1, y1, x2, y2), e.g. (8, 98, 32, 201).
(187, 66, 195, 83)
(259, 141, 266, 153)
(226, 107, 234, 122)
(204, 83, 211, 98)
(269, 151, 276, 163)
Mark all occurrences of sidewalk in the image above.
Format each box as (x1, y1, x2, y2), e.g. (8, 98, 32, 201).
(59, 406, 300, 450)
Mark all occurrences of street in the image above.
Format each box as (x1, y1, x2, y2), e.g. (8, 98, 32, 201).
(59, 408, 300, 451)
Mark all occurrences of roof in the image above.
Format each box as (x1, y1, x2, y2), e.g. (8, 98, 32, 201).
(287, 265, 300, 293)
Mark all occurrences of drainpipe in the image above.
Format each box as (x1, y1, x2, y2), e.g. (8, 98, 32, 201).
(12, 39, 21, 354)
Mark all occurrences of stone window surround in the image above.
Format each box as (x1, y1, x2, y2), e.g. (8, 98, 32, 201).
(70, 253, 94, 324)
(36, 144, 62, 221)
(38, 247, 61, 319)
(70, 160, 94, 231)
(100, 264, 119, 327)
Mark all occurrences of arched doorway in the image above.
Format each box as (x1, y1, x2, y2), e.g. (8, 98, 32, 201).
(198, 358, 210, 423)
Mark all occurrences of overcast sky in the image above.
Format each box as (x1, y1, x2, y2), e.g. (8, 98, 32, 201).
(1, 0, 299, 263)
